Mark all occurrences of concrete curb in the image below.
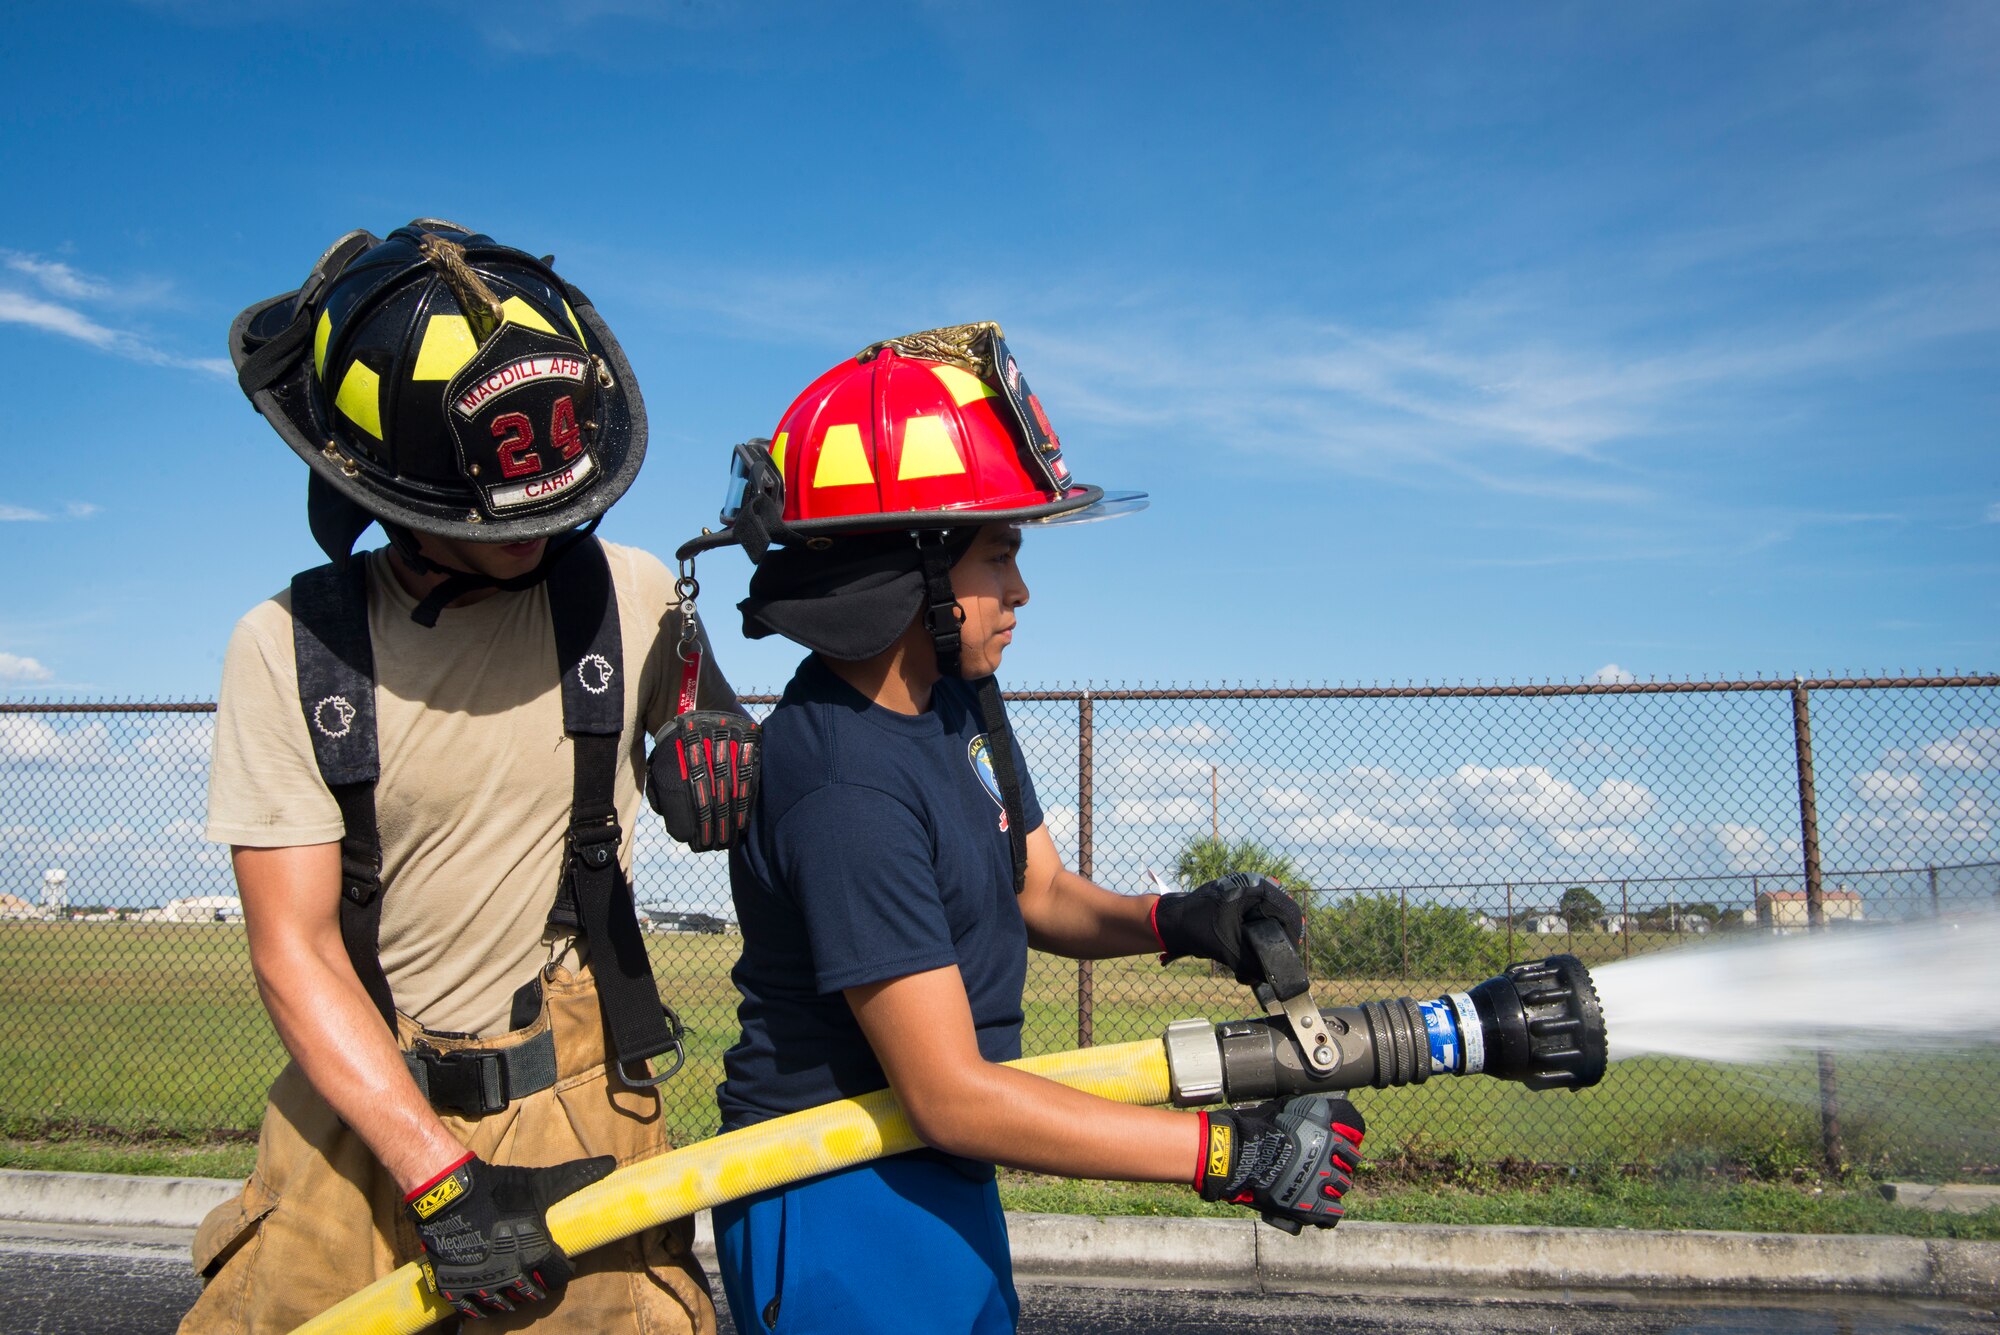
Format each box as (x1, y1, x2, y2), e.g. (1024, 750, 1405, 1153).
(4, 1170, 1994, 1301)
(1006, 1214, 2000, 1301)
(1882, 1182, 2000, 1215)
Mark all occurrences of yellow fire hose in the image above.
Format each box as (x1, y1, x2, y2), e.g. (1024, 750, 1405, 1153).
(290, 1038, 1172, 1335)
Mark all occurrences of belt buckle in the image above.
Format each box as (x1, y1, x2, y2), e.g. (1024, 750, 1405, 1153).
(418, 1045, 508, 1116)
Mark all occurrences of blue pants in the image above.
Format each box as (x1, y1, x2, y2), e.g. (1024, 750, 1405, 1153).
(713, 1155, 1018, 1335)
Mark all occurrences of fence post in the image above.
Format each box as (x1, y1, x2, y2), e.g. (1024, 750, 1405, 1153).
(1928, 865, 1940, 919)
(1504, 882, 1514, 965)
(1791, 680, 1843, 1175)
(1398, 886, 1409, 982)
(1621, 880, 1631, 957)
(1076, 693, 1095, 1049)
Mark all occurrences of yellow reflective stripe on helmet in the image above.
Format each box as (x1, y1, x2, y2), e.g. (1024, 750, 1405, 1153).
(334, 361, 384, 440)
(896, 415, 967, 480)
(561, 299, 588, 348)
(770, 431, 789, 476)
(410, 314, 479, 381)
(812, 423, 875, 488)
(313, 309, 334, 380)
(929, 362, 998, 407)
(499, 295, 559, 336)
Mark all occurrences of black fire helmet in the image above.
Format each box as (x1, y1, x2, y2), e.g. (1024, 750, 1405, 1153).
(229, 219, 647, 568)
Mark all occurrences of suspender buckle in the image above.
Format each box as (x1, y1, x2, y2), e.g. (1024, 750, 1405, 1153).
(613, 1003, 688, 1091)
(568, 816, 622, 870)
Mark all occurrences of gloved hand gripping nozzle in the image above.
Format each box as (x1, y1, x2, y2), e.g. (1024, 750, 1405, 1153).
(1162, 952, 1609, 1106)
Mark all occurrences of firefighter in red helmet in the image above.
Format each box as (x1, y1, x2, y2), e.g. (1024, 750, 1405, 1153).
(678, 324, 1368, 1334)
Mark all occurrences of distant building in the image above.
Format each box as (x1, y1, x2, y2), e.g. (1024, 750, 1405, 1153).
(141, 895, 244, 923)
(643, 909, 730, 934)
(1515, 911, 1566, 935)
(1755, 888, 1863, 932)
(0, 893, 38, 919)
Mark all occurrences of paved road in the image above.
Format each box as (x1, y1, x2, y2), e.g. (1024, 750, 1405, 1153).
(2, 1223, 1992, 1335)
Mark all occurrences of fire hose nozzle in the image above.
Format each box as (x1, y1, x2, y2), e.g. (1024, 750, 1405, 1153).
(1163, 954, 1608, 1106)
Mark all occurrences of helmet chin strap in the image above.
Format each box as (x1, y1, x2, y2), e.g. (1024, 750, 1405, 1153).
(914, 532, 1027, 894)
(384, 521, 600, 628)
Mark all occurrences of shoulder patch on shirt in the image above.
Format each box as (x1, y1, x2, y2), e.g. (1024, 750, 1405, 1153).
(968, 734, 1008, 832)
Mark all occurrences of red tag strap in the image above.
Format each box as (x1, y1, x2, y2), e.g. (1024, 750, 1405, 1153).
(675, 641, 702, 716)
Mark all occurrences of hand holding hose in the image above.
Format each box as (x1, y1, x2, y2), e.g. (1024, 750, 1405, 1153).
(1195, 1094, 1365, 1234)
(1152, 872, 1304, 986)
(405, 1153, 613, 1319)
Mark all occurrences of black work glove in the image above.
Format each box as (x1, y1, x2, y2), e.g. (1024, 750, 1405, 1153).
(1152, 872, 1305, 986)
(405, 1153, 613, 1319)
(1196, 1094, 1365, 1235)
(647, 711, 760, 852)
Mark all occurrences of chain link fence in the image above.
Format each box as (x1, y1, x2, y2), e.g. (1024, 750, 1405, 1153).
(3, 677, 1996, 1177)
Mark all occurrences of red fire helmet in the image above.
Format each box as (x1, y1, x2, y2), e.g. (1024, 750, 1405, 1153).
(678, 322, 1144, 560)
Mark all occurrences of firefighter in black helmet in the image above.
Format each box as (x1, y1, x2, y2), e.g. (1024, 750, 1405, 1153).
(183, 221, 744, 1334)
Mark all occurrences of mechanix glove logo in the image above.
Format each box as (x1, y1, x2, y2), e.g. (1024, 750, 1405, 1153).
(410, 1164, 469, 1220)
(445, 322, 603, 520)
(1206, 1122, 1233, 1185)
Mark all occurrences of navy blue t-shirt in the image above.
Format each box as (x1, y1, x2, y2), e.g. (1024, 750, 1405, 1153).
(717, 655, 1043, 1130)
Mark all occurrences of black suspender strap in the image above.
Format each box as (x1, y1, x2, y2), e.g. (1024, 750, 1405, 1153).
(546, 539, 685, 1087)
(290, 561, 397, 1032)
(973, 675, 1029, 895)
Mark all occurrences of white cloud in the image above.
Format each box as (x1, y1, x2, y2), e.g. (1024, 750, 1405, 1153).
(1445, 765, 1657, 828)
(0, 284, 228, 377)
(1853, 769, 1925, 808)
(1, 251, 112, 302)
(0, 717, 119, 769)
(1923, 728, 2000, 772)
(1110, 796, 1210, 826)
(1670, 821, 1789, 875)
(1286, 808, 1522, 855)
(0, 653, 53, 683)
(1587, 663, 1637, 685)
(0, 501, 98, 523)
(1828, 792, 1997, 859)
(1127, 723, 1230, 747)
(1548, 827, 1647, 857)
(1984, 501, 2000, 523)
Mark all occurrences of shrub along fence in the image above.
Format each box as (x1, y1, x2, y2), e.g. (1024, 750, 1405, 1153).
(2, 675, 1996, 1177)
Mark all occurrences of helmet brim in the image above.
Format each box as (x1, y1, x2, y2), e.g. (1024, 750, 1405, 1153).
(229, 288, 647, 545)
(674, 484, 1147, 562)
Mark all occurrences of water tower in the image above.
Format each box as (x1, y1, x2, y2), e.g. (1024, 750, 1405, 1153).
(41, 868, 67, 919)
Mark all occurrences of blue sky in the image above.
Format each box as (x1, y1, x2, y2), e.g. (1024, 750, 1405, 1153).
(2, 0, 1996, 700)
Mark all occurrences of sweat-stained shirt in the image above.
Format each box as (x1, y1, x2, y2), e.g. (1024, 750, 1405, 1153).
(717, 654, 1042, 1131)
(205, 541, 736, 1036)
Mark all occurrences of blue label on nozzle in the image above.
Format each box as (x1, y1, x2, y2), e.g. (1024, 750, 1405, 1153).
(1419, 998, 1459, 1075)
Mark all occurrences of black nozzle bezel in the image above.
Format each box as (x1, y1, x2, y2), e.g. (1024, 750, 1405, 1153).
(1467, 953, 1607, 1092)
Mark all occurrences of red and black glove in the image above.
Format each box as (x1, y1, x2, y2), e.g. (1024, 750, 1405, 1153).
(405, 1152, 612, 1319)
(1195, 1094, 1365, 1234)
(1153, 873, 1304, 986)
(646, 711, 760, 851)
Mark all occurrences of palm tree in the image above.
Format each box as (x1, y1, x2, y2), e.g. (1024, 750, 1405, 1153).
(1174, 835, 1303, 893)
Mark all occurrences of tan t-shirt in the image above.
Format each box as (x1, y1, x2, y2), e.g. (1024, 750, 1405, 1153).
(206, 541, 737, 1036)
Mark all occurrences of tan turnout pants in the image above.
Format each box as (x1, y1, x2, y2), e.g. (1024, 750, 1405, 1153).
(180, 962, 716, 1335)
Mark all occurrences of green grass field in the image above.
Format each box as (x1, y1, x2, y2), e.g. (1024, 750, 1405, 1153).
(4, 923, 1995, 1184)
